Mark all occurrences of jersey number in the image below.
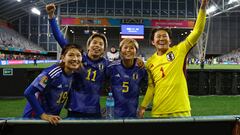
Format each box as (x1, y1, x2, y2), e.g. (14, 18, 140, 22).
(122, 82, 129, 93)
(86, 69, 97, 81)
(56, 91, 68, 104)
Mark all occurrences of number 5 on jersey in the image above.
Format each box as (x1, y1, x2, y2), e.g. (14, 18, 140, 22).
(122, 82, 129, 93)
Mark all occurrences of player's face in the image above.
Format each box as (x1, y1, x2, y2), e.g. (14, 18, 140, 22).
(110, 47, 116, 52)
(62, 48, 82, 72)
(120, 43, 137, 60)
(152, 30, 171, 52)
(87, 37, 105, 59)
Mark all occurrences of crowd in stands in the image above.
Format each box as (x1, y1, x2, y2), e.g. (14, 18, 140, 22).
(187, 48, 240, 65)
(214, 48, 240, 64)
(0, 23, 55, 61)
(0, 51, 53, 60)
(0, 25, 45, 51)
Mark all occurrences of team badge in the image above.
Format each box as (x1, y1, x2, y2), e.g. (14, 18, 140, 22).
(132, 73, 138, 80)
(166, 51, 175, 61)
(39, 75, 48, 88)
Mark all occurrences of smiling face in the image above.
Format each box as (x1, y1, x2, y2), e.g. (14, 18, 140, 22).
(152, 30, 171, 53)
(63, 48, 82, 68)
(120, 43, 137, 60)
(87, 36, 106, 60)
(119, 38, 138, 60)
(60, 44, 83, 74)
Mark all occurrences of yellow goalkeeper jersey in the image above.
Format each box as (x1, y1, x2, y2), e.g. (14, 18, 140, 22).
(141, 9, 206, 116)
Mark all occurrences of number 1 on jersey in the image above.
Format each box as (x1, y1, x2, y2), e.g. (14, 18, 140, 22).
(160, 67, 165, 78)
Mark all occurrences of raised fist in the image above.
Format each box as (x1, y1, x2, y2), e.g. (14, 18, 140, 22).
(46, 3, 56, 18)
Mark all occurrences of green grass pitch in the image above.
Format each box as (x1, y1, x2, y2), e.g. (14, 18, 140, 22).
(1, 95, 240, 118)
(0, 63, 240, 118)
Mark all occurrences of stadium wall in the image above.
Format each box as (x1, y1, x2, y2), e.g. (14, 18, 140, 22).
(187, 69, 240, 95)
(0, 68, 42, 98)
(0, 69, 240, 98)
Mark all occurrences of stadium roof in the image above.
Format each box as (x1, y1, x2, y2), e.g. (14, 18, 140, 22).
(207, 0, 240, 17)
(0, 0, 78, 22)
(0, 0, 240, 22)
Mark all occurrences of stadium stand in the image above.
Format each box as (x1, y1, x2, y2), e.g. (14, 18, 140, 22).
(0, 25, 45, 52)
(214, 48, 240, 64)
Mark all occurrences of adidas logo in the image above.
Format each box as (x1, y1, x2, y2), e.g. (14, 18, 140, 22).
(115, 74, 120, 77)
(57, 84, 62, 88)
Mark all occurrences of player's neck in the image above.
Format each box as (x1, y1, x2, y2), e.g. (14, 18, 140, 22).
(157, 49, 168, 56)
(63, 67, 73, 76)
(88, 53, 101, 61)
(122, 59, 134, 68)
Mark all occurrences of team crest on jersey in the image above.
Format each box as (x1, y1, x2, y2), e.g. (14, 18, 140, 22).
(166, 51, 175, 61)
(98, 63, 104, 71)
(39, 75, 48, 88)
(132, 73, 138, 80)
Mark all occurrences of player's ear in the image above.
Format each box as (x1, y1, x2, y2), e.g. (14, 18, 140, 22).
(60, 55, 64, 61)
(151, 40, 155, 46)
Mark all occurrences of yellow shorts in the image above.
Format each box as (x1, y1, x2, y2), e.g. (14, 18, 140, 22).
(152, 111, 191, 118)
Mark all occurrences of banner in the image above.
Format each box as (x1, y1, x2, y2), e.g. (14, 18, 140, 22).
(151, 20, 195, 28)
(61, 17, 110, 26)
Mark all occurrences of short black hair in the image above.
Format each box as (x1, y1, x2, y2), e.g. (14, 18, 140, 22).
(86, 33, 108, 51)
(150, 28, 172, 41)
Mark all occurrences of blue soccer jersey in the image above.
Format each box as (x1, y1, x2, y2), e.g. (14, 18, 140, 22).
(23, 64, 73, 118)
(68, 54, 108, 114)
(107, 60, 147, 118)
(49, 17, 109, 115)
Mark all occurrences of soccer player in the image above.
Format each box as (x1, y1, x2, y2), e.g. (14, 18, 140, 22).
(46, 4, 109, 118)
(23, 44, 83, 125)
(46, 3, 145, 119)
(138, 0, 208, 118)
(106, 38, 147, 118)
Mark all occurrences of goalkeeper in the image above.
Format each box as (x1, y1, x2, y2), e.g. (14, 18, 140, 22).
(138, 0, 208, 118)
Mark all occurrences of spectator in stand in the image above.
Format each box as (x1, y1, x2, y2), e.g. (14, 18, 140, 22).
(106, 46, 120, 62)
